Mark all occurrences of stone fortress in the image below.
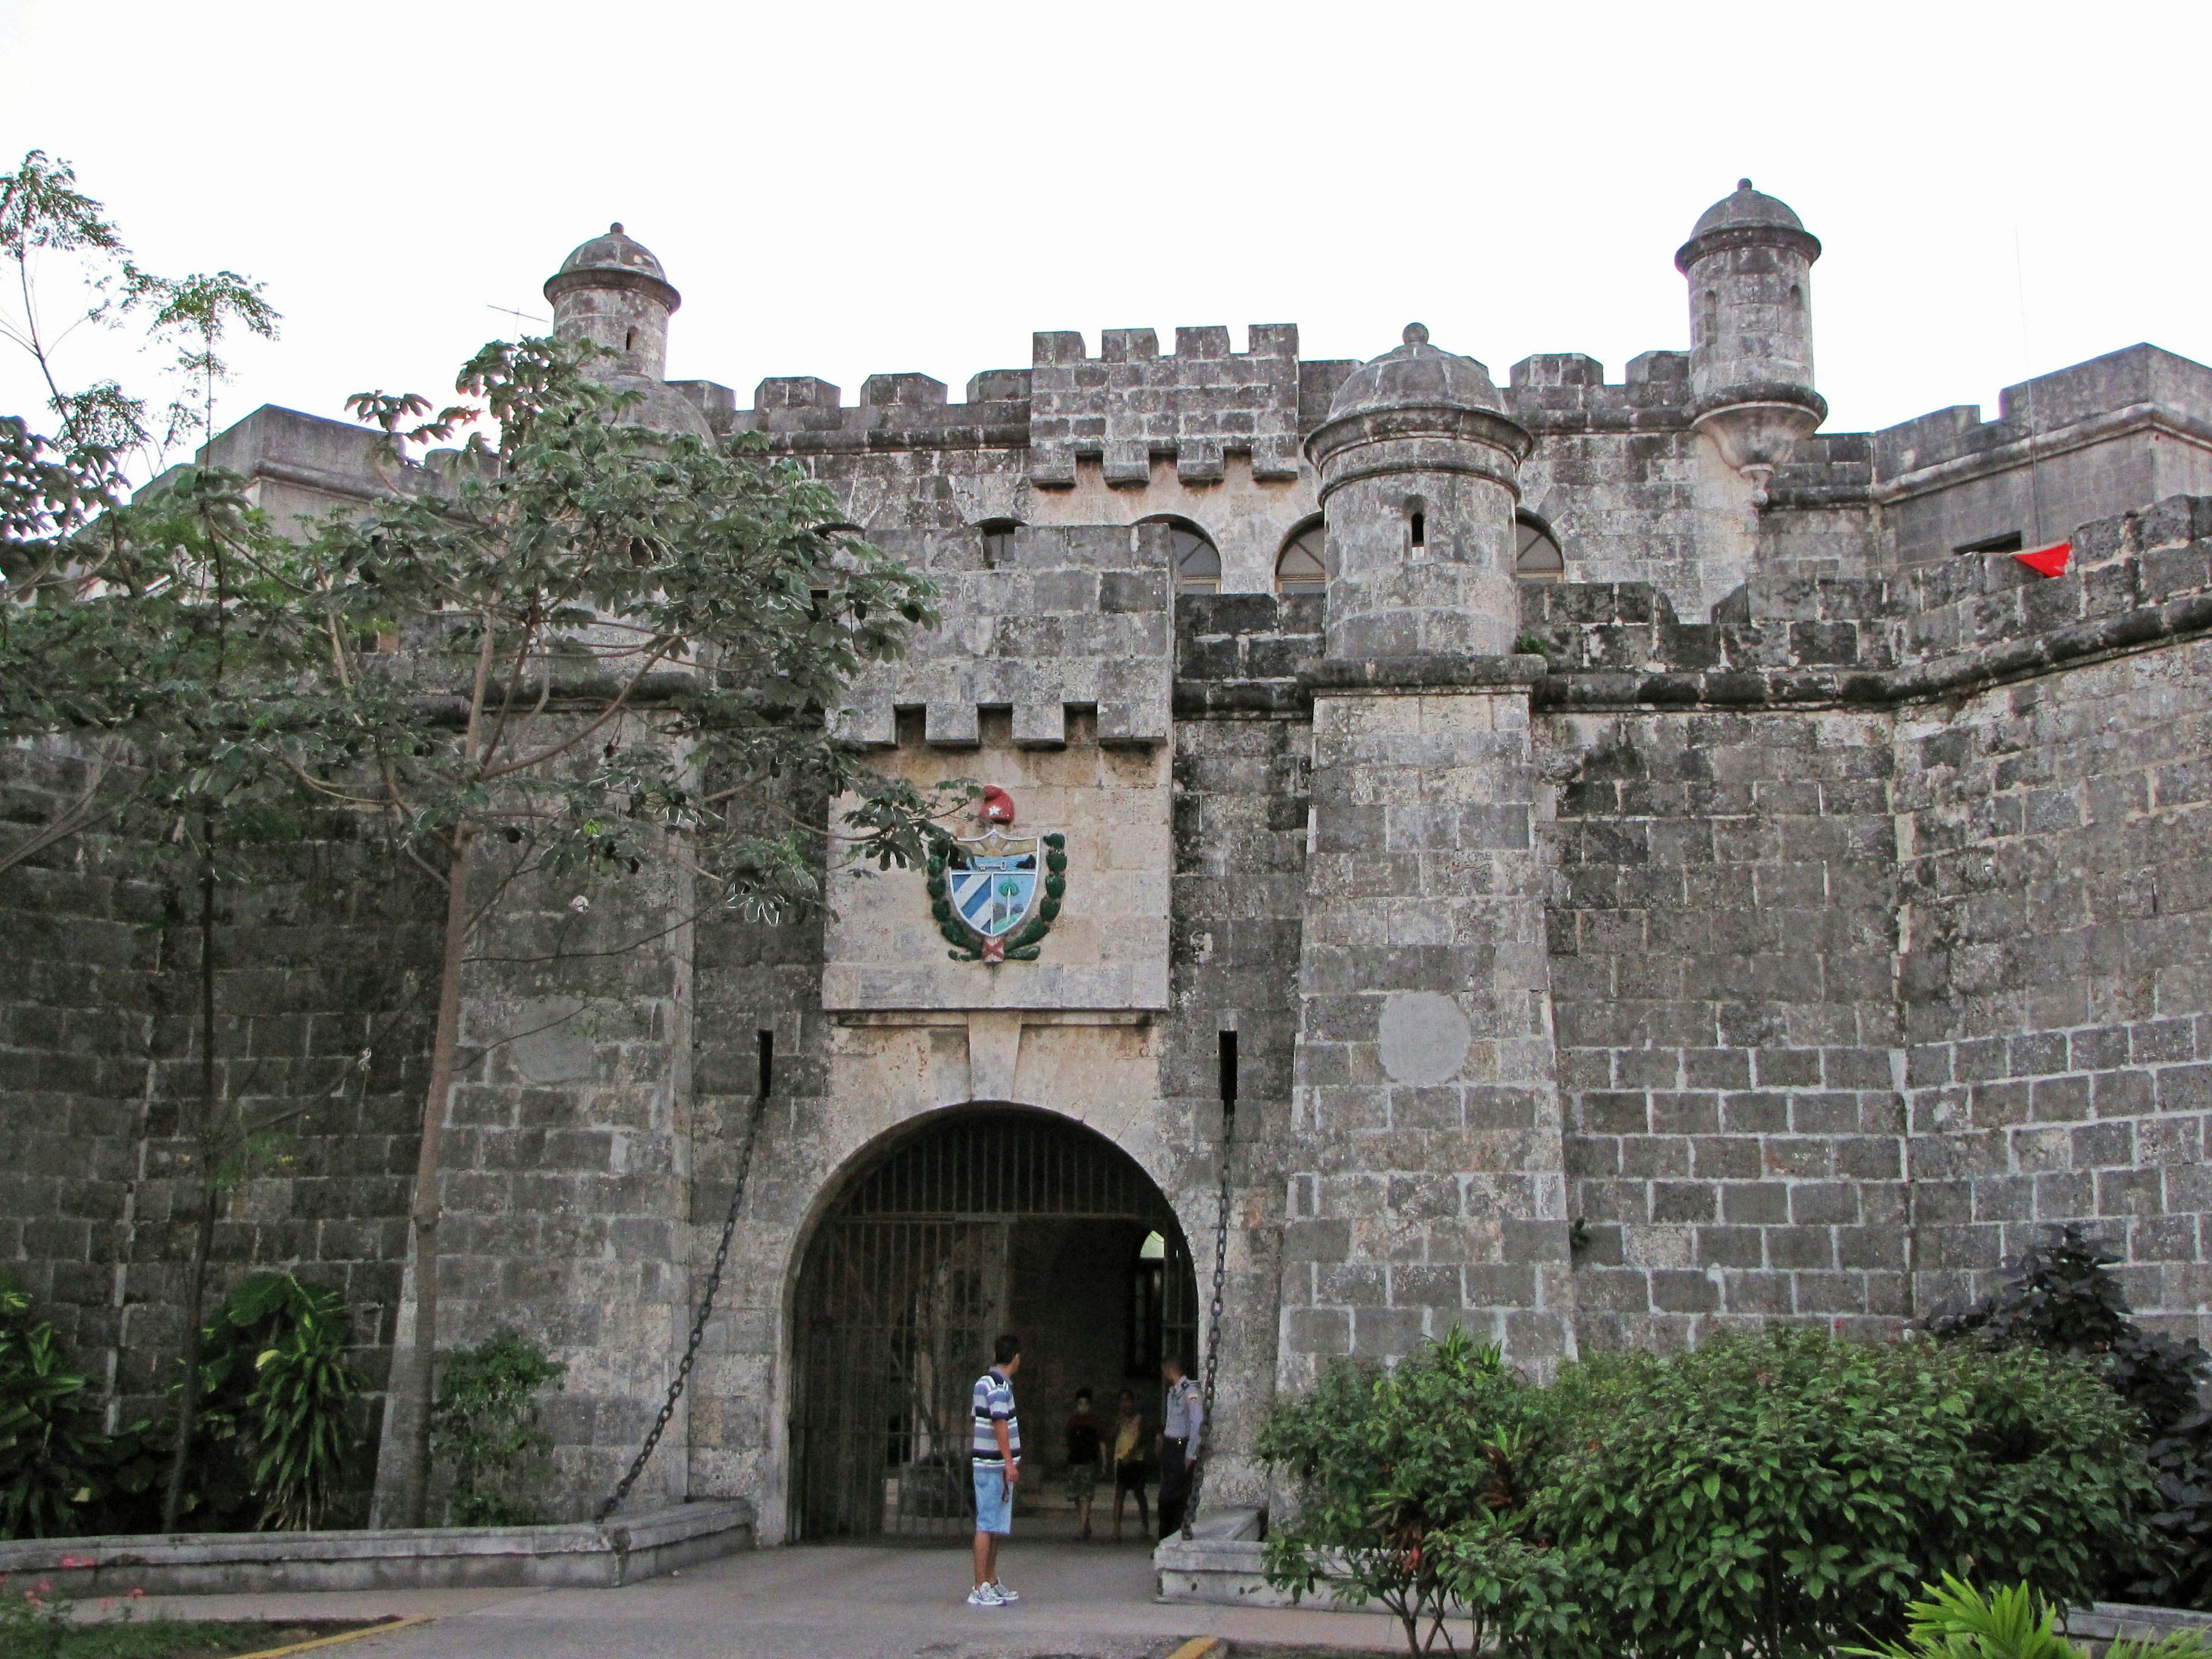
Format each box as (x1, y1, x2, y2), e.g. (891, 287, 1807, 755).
(7, 180, 2212, 1539)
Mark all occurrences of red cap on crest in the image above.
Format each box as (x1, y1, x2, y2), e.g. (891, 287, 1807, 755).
(979, 786, 1016, 825)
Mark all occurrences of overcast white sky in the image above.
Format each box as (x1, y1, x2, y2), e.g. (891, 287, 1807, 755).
(4, 0, 2207, 463)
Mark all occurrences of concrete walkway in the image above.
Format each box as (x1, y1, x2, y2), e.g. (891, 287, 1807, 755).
(117, 1538, 1406, 1658)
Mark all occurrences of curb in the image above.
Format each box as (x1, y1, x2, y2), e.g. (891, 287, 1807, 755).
(1164, 1640, 1228, 1659)
(233, 1614, 436, 1658)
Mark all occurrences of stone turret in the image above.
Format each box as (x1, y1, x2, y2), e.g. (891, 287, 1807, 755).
(1304, 323, 1535, 660)
(544, 224, 711, 439)
(1279, 322, 1573, 1391)
(1677, 180, 1824, 505)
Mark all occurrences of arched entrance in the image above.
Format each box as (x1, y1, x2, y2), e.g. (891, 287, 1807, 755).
(789, 1106, 1197, 1541)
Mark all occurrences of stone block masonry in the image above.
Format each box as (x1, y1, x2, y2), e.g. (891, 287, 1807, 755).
(9, 196, 2212, 1537)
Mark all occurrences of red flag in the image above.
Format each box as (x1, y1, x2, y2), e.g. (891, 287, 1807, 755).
(2012, 541, 2071, 578)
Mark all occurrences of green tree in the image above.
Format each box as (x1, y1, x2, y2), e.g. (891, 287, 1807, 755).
(293, 333, 951, 1524)
(1, 150, 362, 1534)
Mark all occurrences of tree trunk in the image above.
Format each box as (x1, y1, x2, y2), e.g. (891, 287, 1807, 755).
(397, 828, 475, 1527)
(160, 836, 220, 1530)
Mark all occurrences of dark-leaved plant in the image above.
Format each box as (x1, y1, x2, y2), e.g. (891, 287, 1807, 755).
(1929, 1224, 2212, 1609)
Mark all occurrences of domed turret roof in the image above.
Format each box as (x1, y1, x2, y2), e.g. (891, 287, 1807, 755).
(1691, 179, 1804, 238)
(1327, 324, 1505, 422)
(558, 222, 668, 282)
(544, 222, 681, 310)
(1676, 181, 1820, 271)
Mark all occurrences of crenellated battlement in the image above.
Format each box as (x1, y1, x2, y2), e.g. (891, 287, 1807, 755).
(1026, 324, 1312, 488)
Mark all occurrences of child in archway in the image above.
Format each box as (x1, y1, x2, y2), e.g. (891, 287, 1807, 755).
(1109, 1387, 1147, 1540)
(1063, 1389, 1105, 1539)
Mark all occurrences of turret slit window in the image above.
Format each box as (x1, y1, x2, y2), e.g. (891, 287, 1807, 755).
(1789, 284, 1804, 311)
(625, 327, 637, 353)
(1142, 516, 1220, 594)
(1514, 512, 1565, 581)
(1275, 521, 1327, 594)
(1408, 498, 1426, 551)
(977, 517, 1022, 568)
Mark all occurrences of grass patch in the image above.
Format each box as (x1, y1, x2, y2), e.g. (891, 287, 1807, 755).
(51, 1618, 385, 1659)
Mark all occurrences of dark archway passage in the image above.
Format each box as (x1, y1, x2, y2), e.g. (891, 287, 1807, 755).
(789, 1107, 1196, 1541)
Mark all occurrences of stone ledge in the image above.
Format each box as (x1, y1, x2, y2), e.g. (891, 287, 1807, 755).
(0, 1498, 753, 1596)
(1300, 654, 1549, 695)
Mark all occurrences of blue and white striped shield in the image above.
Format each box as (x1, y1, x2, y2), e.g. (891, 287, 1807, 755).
(948, 836, 1041, 940)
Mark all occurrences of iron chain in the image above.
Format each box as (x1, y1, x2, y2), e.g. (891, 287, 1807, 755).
(1180, 1096, 1235, 1540)
(595, 1092, 765, 1523)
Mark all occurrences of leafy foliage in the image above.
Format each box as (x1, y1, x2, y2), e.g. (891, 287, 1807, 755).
(1258, 1327, 2157, 1659)
(1538, 1330, 2151, 1659)
(1847, 1575, 2209, 1659)
(430, 1331, 566, 1527)
(0, 1277, 160, 1539)
(1256, 1327, 1578, 1656)
(157, 1274, 363, 1533)
(1929, 1224, 2212, 1609)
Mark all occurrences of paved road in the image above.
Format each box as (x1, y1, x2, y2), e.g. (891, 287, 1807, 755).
(121, 1539, 1404, 1658)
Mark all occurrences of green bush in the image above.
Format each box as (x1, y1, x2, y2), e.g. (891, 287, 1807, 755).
(430, 1331, 566, 1527)
(1539, 1330, 2152, 1659)
(1256, 1326, 2156, 1659)
(1929, 1224, 2212, 1608)
(1255, 1327, 1579, 1657)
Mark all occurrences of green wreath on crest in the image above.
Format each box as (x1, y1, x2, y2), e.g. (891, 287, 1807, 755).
(925, 832, 1067, 963)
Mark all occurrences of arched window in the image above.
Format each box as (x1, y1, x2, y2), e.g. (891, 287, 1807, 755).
(816, 521, 865, 542)
(1276, 521, 1327, 594)
(1141, 516, 1220, 594)
(976, 517, 1022, 566)
(1515, 512, 1564, 580)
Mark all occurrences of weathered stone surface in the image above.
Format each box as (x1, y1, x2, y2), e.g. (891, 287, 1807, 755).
(10, 193, 2212, 1541)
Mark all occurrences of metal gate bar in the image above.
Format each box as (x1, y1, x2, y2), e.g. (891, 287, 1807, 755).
(791, 1110, 1194, 1542)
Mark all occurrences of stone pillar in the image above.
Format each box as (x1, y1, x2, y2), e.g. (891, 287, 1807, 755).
(1277, 328, 1574, 1387)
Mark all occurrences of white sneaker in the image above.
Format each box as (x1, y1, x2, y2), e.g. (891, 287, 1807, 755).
(991, 1581, 1020, 1602)
(967, 1585, 1004, 1607)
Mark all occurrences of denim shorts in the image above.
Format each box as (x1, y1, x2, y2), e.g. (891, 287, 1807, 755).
(972, 1462, 1013, 1534)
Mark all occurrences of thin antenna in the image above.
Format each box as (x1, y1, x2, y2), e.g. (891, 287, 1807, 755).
(487, 304, 551, 328)
(2013, 228, 2048, 549)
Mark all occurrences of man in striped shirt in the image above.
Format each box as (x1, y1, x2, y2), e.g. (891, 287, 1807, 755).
(969, 1332, 1023, 1607)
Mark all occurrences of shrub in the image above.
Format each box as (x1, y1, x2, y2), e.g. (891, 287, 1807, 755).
(179, 1273, 363, 1532)
(0, 1277, 160, 1540)
(430, 1332, 565, 1527)
(1537, 1329, 2153, 1659)
(1255, 1327, 1578, 1657)
(1928, 1224, 2212, 1609)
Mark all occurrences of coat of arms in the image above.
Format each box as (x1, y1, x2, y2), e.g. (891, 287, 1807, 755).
(925, 790, 1067, 964)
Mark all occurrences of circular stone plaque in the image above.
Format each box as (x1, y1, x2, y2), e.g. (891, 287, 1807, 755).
(1377, 990, 1472, 1086)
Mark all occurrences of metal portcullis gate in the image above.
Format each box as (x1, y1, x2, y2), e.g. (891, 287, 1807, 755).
(789, 1108, 1194, 1542)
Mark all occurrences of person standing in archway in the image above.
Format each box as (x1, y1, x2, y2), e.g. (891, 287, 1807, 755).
(1157, 1353, 1203, 1539)
(969, 1334, 1023, 1607)
(1109, 1388, 1148, 1540)
(1063, 1388, 1105, 1540)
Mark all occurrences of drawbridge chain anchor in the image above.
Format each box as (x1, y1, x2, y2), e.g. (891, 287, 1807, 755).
(1181, 1034, 1237, 1541)
(594, 1090, 766, 1523)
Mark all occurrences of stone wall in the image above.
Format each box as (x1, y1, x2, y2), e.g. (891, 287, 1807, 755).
(0, 759, 437, 1510)
(1898, 639, 2212, 1342)
(1541, 707, 1906, 1349)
